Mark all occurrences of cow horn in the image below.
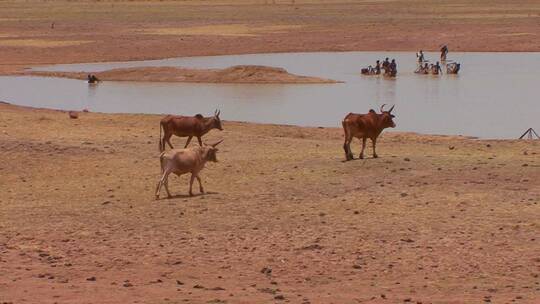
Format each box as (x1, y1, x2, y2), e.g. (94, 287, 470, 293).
(211, 139, 223, 147)
(389, 105, 395, 113)
(380, 104, 386, 112)
(217, 109, 220, 116)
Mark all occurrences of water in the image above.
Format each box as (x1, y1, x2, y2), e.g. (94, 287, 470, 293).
(1, 51, 539, 139)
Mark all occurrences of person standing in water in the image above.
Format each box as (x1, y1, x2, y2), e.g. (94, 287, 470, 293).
(389, 59, 397, 76)
(375, 60, 381, 75)
(440, 45, 448, 62)
(435, 61, 442, 74)
(416, 50, 425, 67)
(382, 57, 390, 71)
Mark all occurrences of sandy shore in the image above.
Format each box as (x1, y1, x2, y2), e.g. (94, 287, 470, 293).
(1, 0, 540, 74)
(1, 102, 539, 303)
(26, 65, 339, 84)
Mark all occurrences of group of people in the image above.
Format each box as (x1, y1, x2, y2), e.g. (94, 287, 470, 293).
(414, 45, 458, 75)
(417, 45, 448, 64)
(362, 57, 398, 77)
(415, 60, 443, 75)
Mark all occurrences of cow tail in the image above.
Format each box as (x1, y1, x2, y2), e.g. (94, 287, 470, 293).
(159, 151, 166, 174)
(342, 115, 351, 157)
(342, 115, 350, 140)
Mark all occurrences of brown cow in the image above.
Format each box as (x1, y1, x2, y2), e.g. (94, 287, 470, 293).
(342, 104, 396, 161)
(159, 110, 223, 152)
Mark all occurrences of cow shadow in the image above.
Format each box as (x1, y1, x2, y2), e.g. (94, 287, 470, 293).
(155, 191, 219, 201)
(341, 157, 378, 163)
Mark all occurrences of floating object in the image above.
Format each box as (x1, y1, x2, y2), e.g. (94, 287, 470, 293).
(87, 74, 100, 84)
(519, 128, 540, 139)
(446, 62, 460, 74)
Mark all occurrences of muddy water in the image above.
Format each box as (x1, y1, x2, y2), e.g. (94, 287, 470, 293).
(1, 52, 539, 139)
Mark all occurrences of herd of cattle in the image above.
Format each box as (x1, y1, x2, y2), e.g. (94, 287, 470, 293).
(155, 107, 396, 198)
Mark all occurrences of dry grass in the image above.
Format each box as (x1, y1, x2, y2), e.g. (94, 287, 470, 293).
(142, 24, 304, 37)
(0, 39, 92, 47)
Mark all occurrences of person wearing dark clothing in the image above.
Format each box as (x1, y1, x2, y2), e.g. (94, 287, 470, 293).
(375, 60, 381, 75)
(389, 59, 397, 76)
(382, 57, 390, 70)
(434, 61, 442, 74)
(440, 45, 448, 61)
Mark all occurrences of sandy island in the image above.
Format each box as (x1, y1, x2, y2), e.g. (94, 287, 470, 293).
(1, 102, 539, 303)
(26, 65, 339, 84)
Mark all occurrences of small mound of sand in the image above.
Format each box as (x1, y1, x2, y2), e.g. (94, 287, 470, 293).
(26, 65, 339, 84)
(213, 65, 336, 83)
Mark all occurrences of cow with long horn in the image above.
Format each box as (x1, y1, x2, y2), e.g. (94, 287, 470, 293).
(159, 110, 223, 152)
(155, 140, 223, 199)
(342, 104, 396, 161)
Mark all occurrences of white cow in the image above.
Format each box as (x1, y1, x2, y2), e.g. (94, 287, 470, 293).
(155, 140, 222, 199)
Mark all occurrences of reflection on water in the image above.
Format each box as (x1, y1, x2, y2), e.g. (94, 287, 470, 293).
(1, 51, 540, 139)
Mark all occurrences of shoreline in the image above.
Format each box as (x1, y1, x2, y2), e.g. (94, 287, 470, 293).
(0, 101, 505, 141)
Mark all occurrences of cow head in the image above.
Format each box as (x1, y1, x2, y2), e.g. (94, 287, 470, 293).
(212, 109, 223, 131)
(380, 104, 396, 128)
(203, 139, 223, 162)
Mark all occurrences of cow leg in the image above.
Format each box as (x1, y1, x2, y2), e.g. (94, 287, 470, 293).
(163, 174, 172, 198)
(189, 174, 197, 196)
(197, 136, 203, 146)
(184, 136, 193, 148)
(371, 137, 378, 158)
(196, 175, 204, 194)
(155, 170, 171, 199)
(343, 135, 353, 161)
(164, 132, 174, 149)
(359, 138, 367, 159)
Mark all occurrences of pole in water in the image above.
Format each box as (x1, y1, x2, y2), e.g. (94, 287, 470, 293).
(518, 128, 540, 139)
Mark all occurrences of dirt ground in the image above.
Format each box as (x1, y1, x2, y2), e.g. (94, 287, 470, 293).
(1, 103, 539, 303)
(1, 0, 540, 73)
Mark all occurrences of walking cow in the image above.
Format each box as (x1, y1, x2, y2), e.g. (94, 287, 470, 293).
(155, 140, 223, 199)
(342, 104, 396, 161)
(159, 110, 223, 152)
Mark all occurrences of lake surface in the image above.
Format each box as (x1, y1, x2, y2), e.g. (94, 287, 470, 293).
(1, 51, 539, 139)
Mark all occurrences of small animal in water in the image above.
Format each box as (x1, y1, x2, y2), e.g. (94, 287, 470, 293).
(155, 140, 223, 199)
(87, 74, 99, 84)
(342, 104, 396, 161)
